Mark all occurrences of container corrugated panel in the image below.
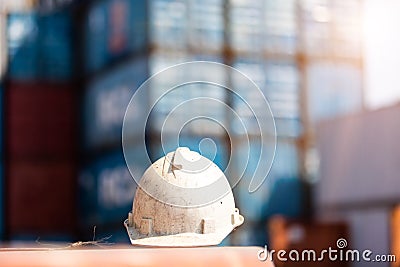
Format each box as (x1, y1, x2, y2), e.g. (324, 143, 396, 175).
(6, 82, 77, 160)
(83, 0, 108, 74)
(83, 57, 148, 151)
(233, 139, 299, 221)
(39, 10, 73, 80)
(231, 58, 266, 135)
(6, 160, 76, 237)
(232, 59, 300, 137)
(188, 0, 224, 52)
(149, 54, 227, 136)
(307, 62, 362, 123)
(84, 0, 148, 74)
(264, 178, 306, 218)
(264, 61, 299, 120)
(229, 0, 264, 54)
(150, 0, 187, 50)
(264, 0, 297, 54)
(78, 146, 147, 227)
(7, 11, 74, 81)
(128, 0, 148, 52)
(7, 13, 40, 80)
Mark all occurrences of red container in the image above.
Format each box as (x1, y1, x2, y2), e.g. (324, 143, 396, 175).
(6, 160, 76, 237)
(5, 81, 77, 160)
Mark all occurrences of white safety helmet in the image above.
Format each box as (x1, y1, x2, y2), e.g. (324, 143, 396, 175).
(124, 147, 244, 247)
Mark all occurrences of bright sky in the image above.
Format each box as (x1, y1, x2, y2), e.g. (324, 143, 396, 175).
(363, 0, 400, 109)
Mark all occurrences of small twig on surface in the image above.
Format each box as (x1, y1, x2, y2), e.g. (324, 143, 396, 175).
(0, 226, 113, 251)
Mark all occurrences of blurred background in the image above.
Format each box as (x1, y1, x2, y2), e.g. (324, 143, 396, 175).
(0, 0, 399, 266)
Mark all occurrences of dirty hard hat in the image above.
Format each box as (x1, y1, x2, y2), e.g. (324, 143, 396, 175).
(124, 147, 244, 247)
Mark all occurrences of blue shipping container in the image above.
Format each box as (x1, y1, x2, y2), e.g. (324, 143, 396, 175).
(84, 0, 147, 73)
(83, 57, 149, 151)
(307, 62, 363, 123)
(39, 10, 73, 80)
(78, 146, 149, 227)
(264, 178, 305, 219)
(7, 13, 40, 80)
(150, 0, 187, 50)
(233, 139, 299, 221)
(7, 11, 73, 80)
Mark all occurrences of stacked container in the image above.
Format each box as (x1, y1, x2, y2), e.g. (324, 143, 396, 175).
(228, 1, 304, 245)
(148, 0, 228, 172)
(300, 0, 363, 124)
(5, 81, 77, 240)
(78, 0, 149, 243)
(0, 9, 6, 239)
(3, 2, 78, 240)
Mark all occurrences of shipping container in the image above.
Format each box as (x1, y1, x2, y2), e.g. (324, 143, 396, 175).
(233, 139, 299, 221)
(6, 160, 76, 238)
(83, 0, 147, 74)
(150, 0, 187, 50)
(149, 54, 227, 136)
(307, 62, 362, 123)
(274, 118, 302, 137)
(188, 0, 224, 52)
(230, 219, 267, 246)
(78, 146, 148, 228)
(264, 60, 299, 120)
(83, 57, 148, 151)
(316, 105, 400, 207)
(6, 82, 77, 160)
(229, 0, 264, 54)
(6, 10, 74, 81)
(232, 59, 300, 137)
(300, 0, 362, 58)
(264, 0, 297, 54)
(232, 138, 273, 221)
(39, 10, 74, 80)
(6, 13, 39, 80)
(264, 178, 306, 219)
(231, 58, 267, 135)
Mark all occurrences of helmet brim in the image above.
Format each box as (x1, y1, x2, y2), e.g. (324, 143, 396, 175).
(124, 219, 232, 247)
